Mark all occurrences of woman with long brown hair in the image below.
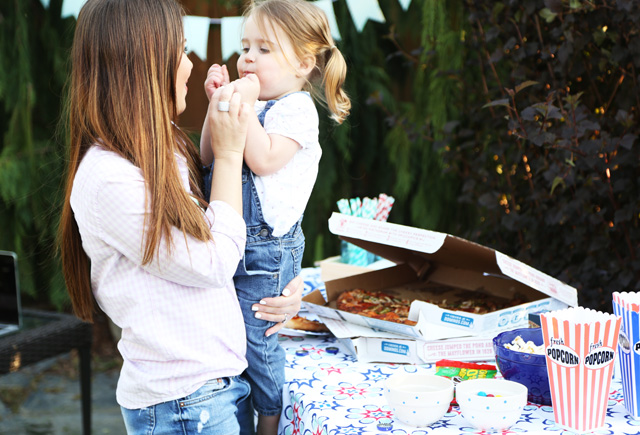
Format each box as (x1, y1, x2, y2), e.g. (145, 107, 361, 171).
(58, 0, 302, 433)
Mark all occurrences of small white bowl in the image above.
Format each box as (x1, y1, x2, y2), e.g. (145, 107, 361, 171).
(384, 373, 454, 427)
(456, 378, 527, 432)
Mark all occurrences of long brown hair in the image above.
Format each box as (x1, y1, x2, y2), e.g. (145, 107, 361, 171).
(59, 0, 210, 322)
(248, 0, 351, 124)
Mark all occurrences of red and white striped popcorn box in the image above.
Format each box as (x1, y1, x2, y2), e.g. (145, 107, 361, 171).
(540, 307, 621, 433)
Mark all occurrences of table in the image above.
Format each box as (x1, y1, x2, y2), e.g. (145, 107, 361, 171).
(0, 309, 93, 434)
(277, 333, 640, 434)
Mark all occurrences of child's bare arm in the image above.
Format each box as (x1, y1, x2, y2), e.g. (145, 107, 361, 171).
(232, 75, 300, 176)
(243, 125, 300, 176)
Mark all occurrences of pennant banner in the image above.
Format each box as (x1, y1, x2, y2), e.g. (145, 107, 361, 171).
(345, 0, 385, 32)
(183, 16, 211, 61)
(221, 16, 244, 61)
(314, 0, 341, 41)
(62, 0, 86, 18)
(398, 0, 412, 10)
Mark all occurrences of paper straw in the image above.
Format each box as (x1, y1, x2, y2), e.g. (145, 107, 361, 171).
(337, 199, 351, 215)
(375, 193, 395, 222)
(361, 197, 377, 220)
(349, 197, 362, 217)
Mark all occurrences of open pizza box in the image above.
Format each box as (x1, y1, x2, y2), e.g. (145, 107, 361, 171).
(302, 213, 578, 362)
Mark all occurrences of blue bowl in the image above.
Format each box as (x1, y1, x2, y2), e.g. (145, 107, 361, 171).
(493, 327, 551, 406)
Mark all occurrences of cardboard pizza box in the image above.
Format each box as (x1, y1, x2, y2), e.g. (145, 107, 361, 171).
(316, 255, 395, 282)
(316, 255, 371, 282)
(303, 213, 578, 342)
(321, 316, 497, 364)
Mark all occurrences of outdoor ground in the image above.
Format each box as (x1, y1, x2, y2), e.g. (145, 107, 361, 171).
(0, 312, 126, 434)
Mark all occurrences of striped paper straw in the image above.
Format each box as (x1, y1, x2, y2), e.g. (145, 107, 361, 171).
(349, 197, 362, 217)
(337, 198, 351, 215)
(540, 307, 621, 433)
(375, 193, 395, 222)
(613, 292, 640, 419)
(361, 197, 377, 220)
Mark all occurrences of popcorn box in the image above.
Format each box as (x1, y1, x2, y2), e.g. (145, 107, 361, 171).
(540, 307, 621, 433)
(612, 292, 640, 420)
(303, 213, 578, 343)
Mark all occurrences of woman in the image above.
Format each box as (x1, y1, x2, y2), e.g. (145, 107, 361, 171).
(58, 0, 301, 433)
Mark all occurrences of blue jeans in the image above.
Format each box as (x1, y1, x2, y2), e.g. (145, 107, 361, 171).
(121, 376, 255, 434)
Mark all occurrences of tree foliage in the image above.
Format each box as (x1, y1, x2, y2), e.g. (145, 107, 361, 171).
(0, 0, 73, 309)
(435, 0, 640, 311)
(2, 0, 637, 314)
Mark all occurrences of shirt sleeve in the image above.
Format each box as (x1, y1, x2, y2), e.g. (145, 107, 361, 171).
(263, 93, 319, 150)
(92, 158, 246, 289)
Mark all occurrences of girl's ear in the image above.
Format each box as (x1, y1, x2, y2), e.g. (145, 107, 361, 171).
(297, 54, 316, 78)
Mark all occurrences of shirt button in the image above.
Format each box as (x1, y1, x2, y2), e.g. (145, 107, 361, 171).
(259, 229, 269, 237)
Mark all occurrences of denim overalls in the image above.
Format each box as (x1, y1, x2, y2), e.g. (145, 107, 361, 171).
(203, 97, 305, 416)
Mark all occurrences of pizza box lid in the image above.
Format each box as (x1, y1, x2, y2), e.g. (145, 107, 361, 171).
(325, 212, 577, 307)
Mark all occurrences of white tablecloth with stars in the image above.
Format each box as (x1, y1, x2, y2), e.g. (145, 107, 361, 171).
(277, 269, 640, 435)
(277, 333, 638, 435)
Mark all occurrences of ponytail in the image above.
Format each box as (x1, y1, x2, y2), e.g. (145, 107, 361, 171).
(322, 46, 351, 124)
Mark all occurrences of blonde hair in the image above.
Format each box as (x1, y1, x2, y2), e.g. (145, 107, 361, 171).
(247, 0, 351, 124)
(59, 0, 209, 322)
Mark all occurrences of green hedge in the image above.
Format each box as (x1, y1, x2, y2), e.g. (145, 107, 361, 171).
(2, 0, 637, 313)
(434, 0, 640, 311)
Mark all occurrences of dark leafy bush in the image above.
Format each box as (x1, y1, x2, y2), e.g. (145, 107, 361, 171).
(437, 0, 640, 312)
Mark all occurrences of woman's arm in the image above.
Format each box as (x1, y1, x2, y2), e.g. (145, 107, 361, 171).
(207, 85, 248, 215)
(200, 64, 230, 166)
(95, 86, 249, 288)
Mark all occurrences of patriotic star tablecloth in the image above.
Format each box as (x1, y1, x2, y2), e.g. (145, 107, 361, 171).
(281, 268, 640, 434)
(277, 332, 640, 435)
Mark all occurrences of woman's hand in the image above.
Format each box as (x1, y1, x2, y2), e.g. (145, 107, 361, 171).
(207, 85, 249, 212)
(252, 275, 303, 337)
(207, 84, 248, 161)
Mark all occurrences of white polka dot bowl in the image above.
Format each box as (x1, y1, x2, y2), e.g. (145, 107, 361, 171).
(384, 373, 454, 427)
(456, 378, 527, 432)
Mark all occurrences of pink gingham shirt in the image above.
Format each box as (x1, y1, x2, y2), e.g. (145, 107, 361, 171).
(70, 145, 248, 409)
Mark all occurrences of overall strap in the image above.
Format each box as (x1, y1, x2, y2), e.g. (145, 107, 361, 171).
(257, 100, 276, 126)
(257, 92, 310, 126)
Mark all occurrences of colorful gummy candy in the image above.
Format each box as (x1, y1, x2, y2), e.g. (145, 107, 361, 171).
(477, 391, 502, 397)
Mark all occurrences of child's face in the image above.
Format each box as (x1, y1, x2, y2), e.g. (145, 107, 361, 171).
(176, 41, 193, 115)
(237, 15, 307, 101)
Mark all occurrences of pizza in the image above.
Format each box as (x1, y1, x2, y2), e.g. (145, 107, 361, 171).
(426, 289, 524, 314)
(285, 315, 330, 332)
(336, 289, 417, 326)
(335, 288, 524, 325)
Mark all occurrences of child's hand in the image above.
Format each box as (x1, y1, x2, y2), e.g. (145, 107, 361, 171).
(204, 64, 230, 101)
(231, 74, 260, 105)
